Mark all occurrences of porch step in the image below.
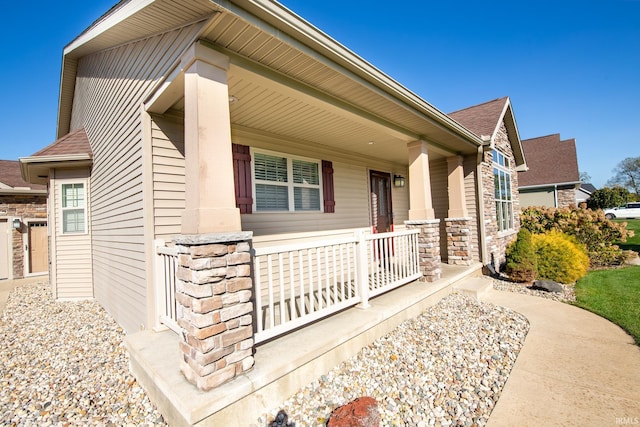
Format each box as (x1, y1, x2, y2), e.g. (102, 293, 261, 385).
(453, 277, 494, 301)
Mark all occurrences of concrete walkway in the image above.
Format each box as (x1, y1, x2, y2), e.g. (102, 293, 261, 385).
(0, 275, 48, 313)
(484, 289, 640, 427)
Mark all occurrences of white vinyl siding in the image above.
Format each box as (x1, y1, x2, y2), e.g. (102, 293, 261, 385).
(519, 188, 555, 208)
(52, 169, 93, 300)
(70, 23, 204, 333)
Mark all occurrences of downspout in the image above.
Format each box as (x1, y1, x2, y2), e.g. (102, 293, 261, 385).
(475, 144, 487, 265)
(554, 184, 558, 207)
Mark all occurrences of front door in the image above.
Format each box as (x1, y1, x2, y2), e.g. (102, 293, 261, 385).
(370, 171, 393, 233)
(28, 222, 48, 274)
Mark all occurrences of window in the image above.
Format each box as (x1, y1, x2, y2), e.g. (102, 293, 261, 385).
(253, 151, 321, 212)
(493, 149, 514, 232)
(61, 183, 86, 233)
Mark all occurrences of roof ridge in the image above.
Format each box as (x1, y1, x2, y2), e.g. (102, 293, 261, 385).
(448, 96, 508, 115)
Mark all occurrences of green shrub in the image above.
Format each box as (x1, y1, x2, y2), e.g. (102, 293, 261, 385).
(520, 206, 632, 267)
(506, 229, 538, 282)
(531, 230, 590, 284)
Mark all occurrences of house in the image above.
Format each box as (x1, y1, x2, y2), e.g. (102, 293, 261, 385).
(448, 97, 526, 267)
(0, 160, 48, 280)
(576, 183, 597, 206)
(20, 0, 526, 424)
(517, 134, 581, 208)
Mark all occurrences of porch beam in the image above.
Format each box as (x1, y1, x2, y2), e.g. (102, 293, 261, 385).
(446, 155, 468, 218)
(407, 140, 435, 220)
(181, 45, 241, 234)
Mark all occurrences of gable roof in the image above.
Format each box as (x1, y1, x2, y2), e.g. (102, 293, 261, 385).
(517, 134, 580, 187)
(55, 0, 483, 164)
(0, 160, 46, 192)
(20, 128, 93, 186)
(449, 97, 526, 168)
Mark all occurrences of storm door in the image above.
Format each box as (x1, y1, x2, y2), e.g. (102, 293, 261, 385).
(369, 170, 393, 233)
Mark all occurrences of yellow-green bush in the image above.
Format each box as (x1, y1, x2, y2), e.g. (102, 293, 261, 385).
(531, 230, 590, 284)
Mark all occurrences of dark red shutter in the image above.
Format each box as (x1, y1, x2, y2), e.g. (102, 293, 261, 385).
(232, 144, 253, 214)
(322, 160, 335, 213)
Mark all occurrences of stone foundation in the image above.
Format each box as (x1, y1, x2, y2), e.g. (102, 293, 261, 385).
(445, 217, 473, 266)
(173, 232, 255, 391)
(405, 219, 441, 282)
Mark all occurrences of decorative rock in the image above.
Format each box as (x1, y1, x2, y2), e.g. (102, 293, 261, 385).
(530, 280, 563, 293)
(268, 410, 295, 427)
(327, 397, 380, 427)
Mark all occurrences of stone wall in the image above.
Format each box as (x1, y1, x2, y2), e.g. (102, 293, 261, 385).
(480, 123, 520, 271)
(173, 232, 255, 391)
(557, 186, 577, 208)
(405, 219, 441, 281)
(0, 194, 47, 279)
(445, 218, 473, 266)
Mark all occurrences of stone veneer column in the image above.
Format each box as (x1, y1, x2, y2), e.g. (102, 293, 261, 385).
(174, 231, 254, 391)
(405, 219, 441, 282)
(445, 218, 473, 265)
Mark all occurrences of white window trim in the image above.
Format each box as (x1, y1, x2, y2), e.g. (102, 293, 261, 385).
(493, 149, 514, 232)
(59, 181, 88, 235)
(250, 148, 324, 213)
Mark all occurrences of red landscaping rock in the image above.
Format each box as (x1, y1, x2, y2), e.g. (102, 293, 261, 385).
(327, 396, 380, 427)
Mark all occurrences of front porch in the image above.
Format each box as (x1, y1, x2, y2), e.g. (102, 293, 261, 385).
(126, 262, 481, 426)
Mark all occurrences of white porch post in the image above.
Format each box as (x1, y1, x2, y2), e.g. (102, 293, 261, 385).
(407, 140, 435, 220)
(181, 45, 241, 234)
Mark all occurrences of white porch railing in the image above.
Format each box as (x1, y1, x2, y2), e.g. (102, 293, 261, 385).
(154, 240, 181, 333)
(253, 228, 421, 343)
(153, 229, 422, 343)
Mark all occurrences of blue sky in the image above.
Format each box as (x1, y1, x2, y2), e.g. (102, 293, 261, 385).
(1, 1, 638, 188)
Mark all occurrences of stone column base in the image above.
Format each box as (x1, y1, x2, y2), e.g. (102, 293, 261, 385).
(405, 219, 441, 282)
(173, 231, 255, 391)
(445, 217, 473, 266)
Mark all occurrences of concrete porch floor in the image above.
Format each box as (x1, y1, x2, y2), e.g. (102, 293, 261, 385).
(126, 263, 482, 426)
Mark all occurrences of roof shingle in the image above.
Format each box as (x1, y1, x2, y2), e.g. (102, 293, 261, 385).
(518, 134, 580, 187)
(0, 160, 46, 190)
(449, 97, 509, 138)
(31, 128, 92, 158)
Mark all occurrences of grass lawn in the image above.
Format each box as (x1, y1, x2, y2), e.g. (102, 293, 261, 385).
(614, 218, 640, 255)
(574, 266, 640, 345)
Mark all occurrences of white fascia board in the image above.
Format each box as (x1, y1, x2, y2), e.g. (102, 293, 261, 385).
(64, 0, 157, 56)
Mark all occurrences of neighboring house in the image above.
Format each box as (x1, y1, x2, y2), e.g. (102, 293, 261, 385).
(449, 97, 526, 268)
(0, 160, 48, 280)
(517, 134, 581, 208)
(20, 1, 526, 424)
(576, 183, 597, 206)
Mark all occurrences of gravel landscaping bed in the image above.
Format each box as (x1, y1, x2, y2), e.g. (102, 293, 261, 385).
(0, 282, 167, 426)
(491, 277, 576, 303)
(2, 281, 533, 427)
(259, 292, 530, 427)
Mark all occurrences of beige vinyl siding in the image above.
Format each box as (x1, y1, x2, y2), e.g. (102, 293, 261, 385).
(234, 131, 408, 238)
(151, 114, 185, 239)
(463, 154, 480, 262)
(52, 169, 93, 299)
(70, 23, 204, 333)
(428, 158, 449, 261)
(519, 189, 555, 208)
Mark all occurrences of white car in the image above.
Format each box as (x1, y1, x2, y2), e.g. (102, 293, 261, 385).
(604, 202, 640, 219)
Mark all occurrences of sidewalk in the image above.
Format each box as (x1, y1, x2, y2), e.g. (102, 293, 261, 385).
(484, 289, 640, 426)
(0, 275, 48, 313)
